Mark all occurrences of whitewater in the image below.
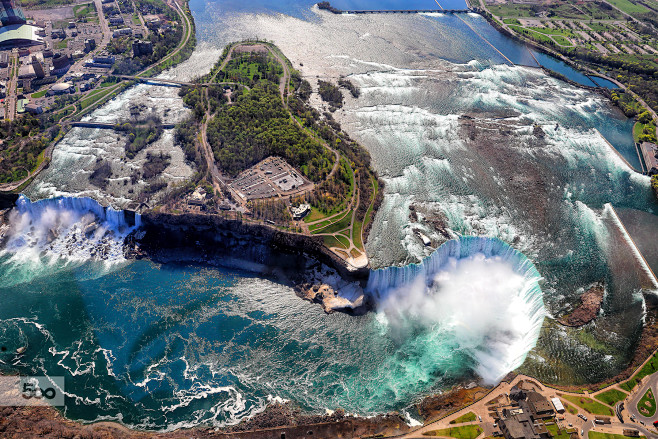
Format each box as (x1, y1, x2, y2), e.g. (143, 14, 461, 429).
(0, 0, 656, 430)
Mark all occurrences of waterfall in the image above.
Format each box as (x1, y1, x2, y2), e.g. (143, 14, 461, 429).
(1, 195, 141, 264)
(366, 236, 546, 384)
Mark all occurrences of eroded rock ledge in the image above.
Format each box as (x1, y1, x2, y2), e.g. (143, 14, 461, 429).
(558, 283, 605, 327)
(295, 283, 369, 314)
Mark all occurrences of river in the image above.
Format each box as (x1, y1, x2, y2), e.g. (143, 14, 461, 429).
(1, 0, 656, 430)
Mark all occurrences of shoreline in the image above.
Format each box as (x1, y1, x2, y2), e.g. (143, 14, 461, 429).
(1, 5, 658, 439)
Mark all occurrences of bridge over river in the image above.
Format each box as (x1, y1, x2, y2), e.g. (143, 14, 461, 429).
(70, 121, 177, 129)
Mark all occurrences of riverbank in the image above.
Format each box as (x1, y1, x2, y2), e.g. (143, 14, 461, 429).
(0, 402, 410, 438)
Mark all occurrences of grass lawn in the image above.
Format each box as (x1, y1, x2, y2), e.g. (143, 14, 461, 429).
(78, 88, 114, 111)
(594, 388, 627, 406)
(450, 412, 476, 424)
(73, 3, 95, 18)
(545, 422, 575, 439)
(55, 40, 68, 50)
(620, 350, 658, 392)
(633, 121, 657, 143)
(322, 235, 347, 250)
(423, 425, 483, 438)
(637, 388, 656, 417)
(559, 394, 614, 416)
(30, 90, 47, 99)
(589, 432, 646, 439)
(604, 0, 649, 15)
(561, 400, 579, 415)
(311, 211, 352, 235)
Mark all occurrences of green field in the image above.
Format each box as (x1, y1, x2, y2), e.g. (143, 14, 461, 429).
(604, 0, 649, 15)
(55, 40, 68, 50)
(78, 88, 114, 111)
(594, 388, 627, 406)
(311, 211, 352, 234)
(450, 412, 476, 424)
(637, 388, 656, 417)
(561, 400, 579, 415)
(73, 3, 95, 18)
(30, 90, 47, 99)
(423, 425, 482, 438)
(322, 234, 347, 250)
(559, 394, 614, 416)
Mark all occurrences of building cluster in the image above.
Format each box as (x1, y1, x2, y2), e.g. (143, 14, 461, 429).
(487, 385, 586, 439)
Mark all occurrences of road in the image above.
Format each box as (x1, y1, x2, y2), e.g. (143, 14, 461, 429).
(628, 374, 658, 424)
(394, 371, 658, 439)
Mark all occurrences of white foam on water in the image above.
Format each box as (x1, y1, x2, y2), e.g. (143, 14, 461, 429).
(367, 237, 546, 384)
(1, 195, 139, 269)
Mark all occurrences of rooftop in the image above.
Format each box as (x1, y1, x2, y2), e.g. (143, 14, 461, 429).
(0, 24, 43, 47)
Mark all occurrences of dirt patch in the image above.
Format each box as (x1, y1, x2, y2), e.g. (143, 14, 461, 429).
(24, 6, 74, 21)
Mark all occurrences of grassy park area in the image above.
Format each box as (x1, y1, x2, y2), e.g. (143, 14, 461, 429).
(637, 388, 656, 417)
(594, 388, 628, 407)
(423, 425, 483, 438)
(559, 394, 614, 416)
(450, 412, 476, 424)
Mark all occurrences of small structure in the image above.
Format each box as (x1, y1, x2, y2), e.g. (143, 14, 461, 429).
(51, 28, 65, 39)
(641, 141, 658, 175)
(496, 407, 549, 439)
(109, 17, 124, 25)
(292, 203, 311, 220)
(0, 52, 8, 67)
(524, 391, 554, 418)
(187, 187, 207, 206)
(550, 397, 565, 414)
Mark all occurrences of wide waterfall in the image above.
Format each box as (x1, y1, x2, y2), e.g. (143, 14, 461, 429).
(367, 237, 546, 384)
(0, 195, 140, 266)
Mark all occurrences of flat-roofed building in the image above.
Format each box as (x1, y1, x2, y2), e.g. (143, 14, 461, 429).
(551, 397, 565, 414)
(641, 142, 658, 176)
(0, 24, 44, 48)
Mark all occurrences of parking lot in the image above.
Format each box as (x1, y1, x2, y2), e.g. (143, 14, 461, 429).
(229, 156, 313, 201)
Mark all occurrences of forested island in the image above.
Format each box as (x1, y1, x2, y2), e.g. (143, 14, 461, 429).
(172, 41, 382, 266)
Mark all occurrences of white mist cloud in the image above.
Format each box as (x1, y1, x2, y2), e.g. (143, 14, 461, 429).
(371, 246, 545, 385)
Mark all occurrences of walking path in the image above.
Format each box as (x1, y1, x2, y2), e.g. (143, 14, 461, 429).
(398, 372, 658, 438)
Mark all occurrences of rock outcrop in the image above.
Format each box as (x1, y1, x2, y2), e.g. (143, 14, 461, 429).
(558, 283, 605, 327)
(295, 283, 367, 314)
